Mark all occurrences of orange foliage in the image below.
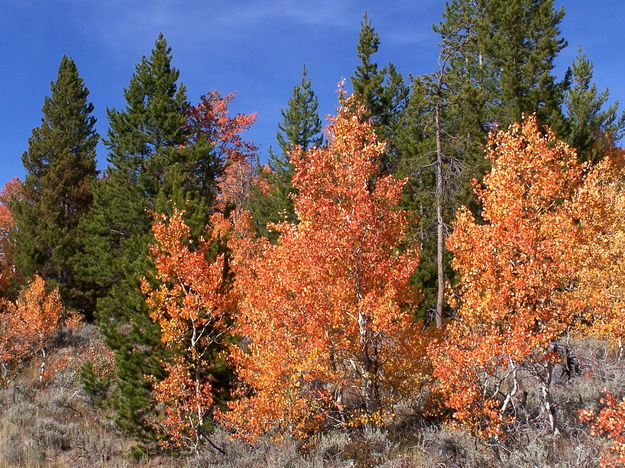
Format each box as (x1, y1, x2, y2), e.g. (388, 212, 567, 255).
(223, 98, 428, 441)
(567, 148, 625, 352)
(0, 178, 21, 293)
(432, 117, 586, 437)
(0, 275, 64, 381)
(142, 210, 233, 453)
(187, 91, 257, 216)
(580, 392, 625, 467)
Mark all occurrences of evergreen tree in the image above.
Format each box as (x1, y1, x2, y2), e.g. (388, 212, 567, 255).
(275, 65, 322, 157)
(77, 34, 191, 443)
(435, 0, 568, 201)
(350, 13, 409, 174)
(401, 0, 569, 325)
(394, 78, 440, 321)
(248, 66, 322, 241)
(564, 48, 625, 163)
(483, 0, 567, 128)
(11, 56, 98, 313)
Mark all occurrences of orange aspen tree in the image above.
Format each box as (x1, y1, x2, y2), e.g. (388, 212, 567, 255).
(0, 275, 64, 381)
(567, 148, 625, 355)
(0, 178, 21, 293)
(187, 91, 257, 216)
(573, 150, 625, 468)
(224, 98, 428, 441)
(431, 117, 585, 438)
(141, 210, 233, 453)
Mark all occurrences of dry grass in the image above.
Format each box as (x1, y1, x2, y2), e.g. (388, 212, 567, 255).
(0, 327, 619, 467)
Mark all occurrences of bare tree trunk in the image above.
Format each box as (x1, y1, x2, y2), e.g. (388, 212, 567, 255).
(358, 310, 378, 416)
(435, 101, 445, 330)
(540, 365, 559, 435)
(39, 348, 47, 382)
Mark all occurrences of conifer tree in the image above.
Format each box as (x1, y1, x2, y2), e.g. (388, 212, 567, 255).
(394, 77, 446, 323)
(77, 34, 190, 443)
(434, 0, 568, 198)
(405, 0, 571, 326)
(11, 56, 98, 312)
(564, 49, 625, 163)
(275, 66, 323, 158)
(248, 66, 322, 241)
(350, 13, 409, 174)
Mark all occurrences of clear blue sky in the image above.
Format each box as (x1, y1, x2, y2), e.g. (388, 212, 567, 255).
(1, 1, 624, 187)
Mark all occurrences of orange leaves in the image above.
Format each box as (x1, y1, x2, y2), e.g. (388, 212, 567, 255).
(187, 91, 257, 213)
(223, 98, 427, 441)
(567, 148, 625, 350)
(0, 275, 64, 380)
(580, 392, 625, 467)
(433, 117, 585, 437)
(0, 178, 21, 293)
(152, 358, 216, 451)
(142, 210, 233, 452)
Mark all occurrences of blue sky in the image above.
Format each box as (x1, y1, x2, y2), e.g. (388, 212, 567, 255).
(1, 1, 624, 187)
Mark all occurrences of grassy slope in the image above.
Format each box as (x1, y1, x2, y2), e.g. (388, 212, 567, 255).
(0, 325, 619, 467)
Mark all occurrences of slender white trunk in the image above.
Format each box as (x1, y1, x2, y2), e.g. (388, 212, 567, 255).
(435, 102, 445, 329)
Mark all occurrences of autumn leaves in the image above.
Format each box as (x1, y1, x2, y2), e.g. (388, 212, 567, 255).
(138, 99, 625, 458)
(433, 117, 586, 437)
(225, 103, 427, 439)
(142, 101, 430, 445)
(434, 117, 625, 461)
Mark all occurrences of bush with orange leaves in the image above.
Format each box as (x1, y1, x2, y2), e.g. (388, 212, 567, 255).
(0, 275, 66, 382)
(186, 90, 257, 217)
(0, 178, 21, 294)
(222, 98, 429, 442)
(431, 117, 587, 438)
(580, 392, 625, 467)
(142, 210, 234, 454)
(567, 148, 625, 356)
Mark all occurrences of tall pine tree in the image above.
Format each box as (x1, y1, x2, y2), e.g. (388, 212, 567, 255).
(435, 0, 568, 188)
(564, 48, 625, 163)
(350, 12, 409, 174)
(77, 34, 191, 444)
(275, 65, 323, 157)
(12, 56, 98, 313)
(248, 65, 322, 241)
(401, 0, 570, 326)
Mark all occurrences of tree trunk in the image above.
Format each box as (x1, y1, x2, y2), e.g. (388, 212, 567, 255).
(357, 310, 379, 416)
(435, 101, 445, 330)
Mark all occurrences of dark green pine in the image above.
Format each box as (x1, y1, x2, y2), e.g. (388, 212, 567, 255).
(393, 77, 440, 320)
(276, 65, 322, 157)
(400, 0, 570, 321)
(77, 33, 189, 442)
(350, 12, 409, 174)
(248, 65, 323, 241)
(11, 56, 98, 313)
(351, 12, 386, 121)
(564, 48, 625, 163)
(481, 0, 568, 131)
(433, 0, 570, 213)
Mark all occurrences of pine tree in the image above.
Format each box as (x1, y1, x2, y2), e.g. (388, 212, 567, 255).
(405, 0, 571, 326)
(564, 48, 625, 163)
(275, 65, 322, 157)
(11, 56, 98, 313)
(248, 66, 322, 241)
(435, 0, 569, 200)
(350, 13, 409, 174)
(394, 78, 441, 322)
(483, 0, 568, 129)
(77, 34, 191, 442)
